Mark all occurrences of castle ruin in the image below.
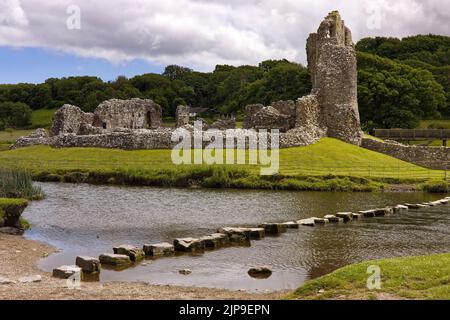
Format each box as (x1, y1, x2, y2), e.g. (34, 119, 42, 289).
(13, 11, 363, 150)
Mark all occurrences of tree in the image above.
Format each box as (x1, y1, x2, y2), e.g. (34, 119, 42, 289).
(357, 52, 446, 129)
(0, 102, 32, 128)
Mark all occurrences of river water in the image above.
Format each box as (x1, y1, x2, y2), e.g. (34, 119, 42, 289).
(23, 182, 450, 292)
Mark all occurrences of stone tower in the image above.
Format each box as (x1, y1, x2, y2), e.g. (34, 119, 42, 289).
(306, 11, 362, 145)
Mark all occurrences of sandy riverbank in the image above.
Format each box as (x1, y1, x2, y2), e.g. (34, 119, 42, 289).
(0, 234, 284, 300)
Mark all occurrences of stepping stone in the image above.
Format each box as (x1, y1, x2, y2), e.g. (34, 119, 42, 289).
(52, 265, 81, 279)
(439, 199, 450, 204)
(373, 209, 387, 216)
(393, 205, 408, 214)
(76, 256, 101, 273)
(281, 221, 299, 229)
(200, 234, 229, 249)
(218, 227, 251, 240)
(248, 266, 272, 279)
(358, 210, 376, 217)
(383, 207, 394, 215)
(313, 218, 329, 225)
(336, 212, 353, 222)
(297, 218, 315, 227)
(258, 223, 287, 234)
(173, 237, 205, 252)
(113, 245, 145, 262)
(179, 269, 192, 275)
(248, 228, 265, 240)
(143, 242, 175, 256)
(351, 213, 364, 219)
(324, 215, 344, 223)
(0, 276, 15, 285)
(18, 275, 42, 283)
(408, 203, 428, 209)
(229, 233, 250, 244)
(99, 253, 131, 266)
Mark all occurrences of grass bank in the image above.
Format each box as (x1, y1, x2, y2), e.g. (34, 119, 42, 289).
(0, 198, 30, 230)
(0, 138, 446, 191)
(287, 253, 450, 300)
(0, 169, 44, 200)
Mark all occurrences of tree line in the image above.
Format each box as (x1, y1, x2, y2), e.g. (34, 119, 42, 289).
(0, 35, 449, 131)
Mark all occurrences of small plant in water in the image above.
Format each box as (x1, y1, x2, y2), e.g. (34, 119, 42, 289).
(0, 168, 44, 200)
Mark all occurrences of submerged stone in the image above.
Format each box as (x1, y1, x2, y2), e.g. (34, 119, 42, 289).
(248, 266, 272, 279)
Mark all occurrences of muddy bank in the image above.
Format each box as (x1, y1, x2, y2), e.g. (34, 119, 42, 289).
(0, 234, 283, 300)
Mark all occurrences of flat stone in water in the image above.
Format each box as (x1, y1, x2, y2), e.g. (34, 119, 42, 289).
(76, 256, 101, 273)
(173, 237, 205, 252)
(297, 218, 315, 227)
(248, 266, 272, 279)
(259, 223, 287, 234)
(113, 245, 145, 262)
(336, 212, 353, 222)
(143, 242, 175, 256)
(324, 215, 343, 223)
(99, 253, 131, 266)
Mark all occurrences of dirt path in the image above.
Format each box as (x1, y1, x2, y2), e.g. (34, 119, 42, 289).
(0, 234, 284, 300)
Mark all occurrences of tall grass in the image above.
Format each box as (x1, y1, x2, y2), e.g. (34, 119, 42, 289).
(0, 168, 44, 199)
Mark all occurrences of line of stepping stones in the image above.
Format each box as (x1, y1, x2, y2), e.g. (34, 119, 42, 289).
(52, 197, 450, 279)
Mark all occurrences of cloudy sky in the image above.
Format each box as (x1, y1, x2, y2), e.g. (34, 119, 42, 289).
(0, 0, 449, 83)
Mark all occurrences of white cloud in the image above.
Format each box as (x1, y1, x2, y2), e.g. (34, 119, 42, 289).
(0, 0, 449, 70)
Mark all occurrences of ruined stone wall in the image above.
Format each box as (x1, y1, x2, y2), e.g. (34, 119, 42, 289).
(94, 98, 161, 130)
(175, 105, 190, 128)
(243, 103, 294, 133)
(306, 11, 362, 145)
(50, 105, 94, 136)
(362, 138, 450, 170)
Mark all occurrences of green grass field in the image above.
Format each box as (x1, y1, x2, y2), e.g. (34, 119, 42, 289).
(419, 119, 450, 129)
(30, 108, 56, 128)
(0, 138, 444, 181)
(287, 253, 450, 300)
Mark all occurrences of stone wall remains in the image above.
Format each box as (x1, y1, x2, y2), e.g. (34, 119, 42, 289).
(362, 138, 450, 170)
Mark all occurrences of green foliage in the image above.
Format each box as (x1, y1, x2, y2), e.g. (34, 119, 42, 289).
(420, 179, 449, 193)
(0, 168, 44, 199)
(357, 51, 446, 129)
(0, 198, 29, 228)
(357, 35, 450, 118)
(0, 101, 32, 128)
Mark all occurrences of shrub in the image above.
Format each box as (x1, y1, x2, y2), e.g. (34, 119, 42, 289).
(0, 198, 29, 228)
(420, 179, 449, 193)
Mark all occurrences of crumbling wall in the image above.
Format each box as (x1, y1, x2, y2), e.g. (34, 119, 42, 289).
(50, 105, 94, 136)
(243, 104, 294, 133)
(95, 98, 161, 130)
(307, 11, 362, 145)
(362, 138, 450, 170)
(176, 105, 190, 128)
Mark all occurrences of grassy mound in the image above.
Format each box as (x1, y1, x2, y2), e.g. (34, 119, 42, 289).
(0, 138, 444, 190)
(0, 168, 44, 200)
(288, 253, 450, 300)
